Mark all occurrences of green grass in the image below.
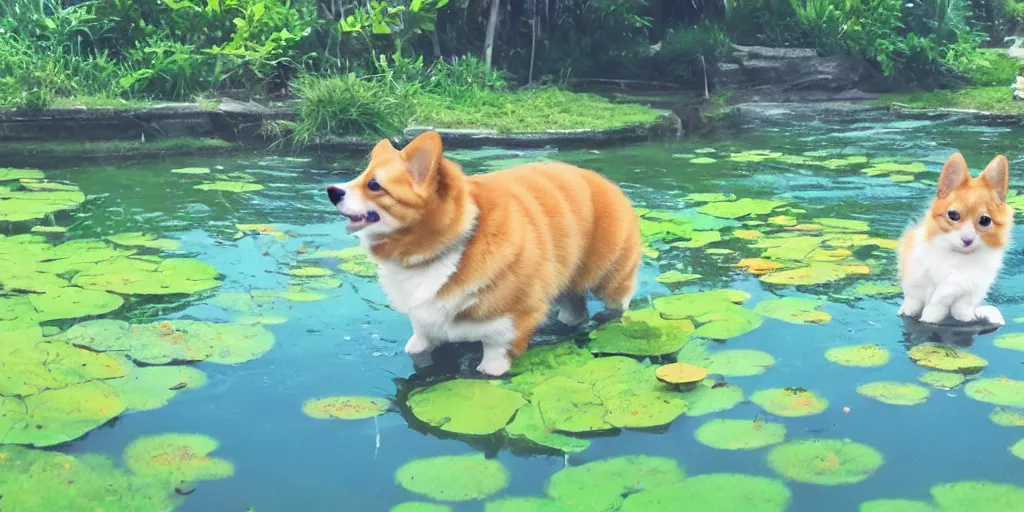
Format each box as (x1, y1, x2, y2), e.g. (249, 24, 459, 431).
(970, 49, 1023, 87)
(877, 86, 1024, 114)
(48, 95, 151, 109)
(411, 88, 664, 133)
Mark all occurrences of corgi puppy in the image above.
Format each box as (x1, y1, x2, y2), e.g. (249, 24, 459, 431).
(325, 131, 642, 377)
(897, 152, 1013, 326)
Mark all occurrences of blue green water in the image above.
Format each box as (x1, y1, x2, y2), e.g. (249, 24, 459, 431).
(11, 106, 1024, 511)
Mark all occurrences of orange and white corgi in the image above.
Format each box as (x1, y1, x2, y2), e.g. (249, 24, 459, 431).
(897, 152, 1013, 326)
(325, 131, 642, 376)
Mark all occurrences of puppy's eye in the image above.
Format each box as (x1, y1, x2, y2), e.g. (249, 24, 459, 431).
(947, 210, 961, 222)
(979, 215, 992, 227)
(367, 178, 382, 192)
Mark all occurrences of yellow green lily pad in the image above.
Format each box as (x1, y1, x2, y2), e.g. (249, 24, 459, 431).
(0, 185, 86, 222)
(994, 333, 1024, 351)
(706, 349, 775, 377)
(1011, 439, 1024, 460)
(530, 376, 613, 433)
(483, 497, 563, 512)
(338, 247, 378, 277)
(106, 233, 181, 252)
(592, 366, 689, 429)
(0, 168, 45, 181)
(0, 337, 129, 396)
(655, 362, 707, 384)
(170, 167, 211, 174)
(545, 455, 685, 512)
(964, 377, 1024, 407)
(106, 364, 207, 414)
(754, 297, 832, 324)
(694, 418, 786, 450)
(685, 193, 735, 203)
(917, 371, 965, 390)
(760, 262, 870, 286)
(825, 344, 890, 367)
(766, 438, 884, 485)
(930, 480, 1024, 512)
(908, 344, 988, 374)
(0, 381, 127, 447)
(72, 257, 222, 295)
(392, 503, 453, 512)
(848, 281, 902, 298)
(859, 499, 937, 512)
(407, 379, 526, 435)
(621, 473, 791, 512)
(395, 453, 509, 502)
(990, 407, 1024, 427)
(505, 404, 590, 453)
(194, 181, 264, 192)
(690, 157, 717, 164)
(698, 198, 787, 219)
(681, 381, 745, 416)
(751, 387, 829, 417)
(856, 381, 930, 406)
(302, 396, 390, 420)
(586, 308, 695, 356)
(654, 270, 701, 286)
(123, 433, 234, 486)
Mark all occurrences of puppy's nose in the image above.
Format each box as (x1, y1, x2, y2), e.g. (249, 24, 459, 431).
(961, 236, 975, 247)
(326, 185, 345, 205)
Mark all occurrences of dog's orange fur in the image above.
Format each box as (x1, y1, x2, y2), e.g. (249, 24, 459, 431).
(351, 131, 641, 367)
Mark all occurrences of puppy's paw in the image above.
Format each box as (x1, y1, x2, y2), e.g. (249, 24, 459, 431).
(409, 351, 434, 368)
(898, 299, 924, 318)
(918, 306, 947, 325)
(975, 305, 1005, 326)
(950, 305, 977, 323)
(476, 357, 512, 377)
(556, 306, 588, 327)
(404, 334, 432, 355)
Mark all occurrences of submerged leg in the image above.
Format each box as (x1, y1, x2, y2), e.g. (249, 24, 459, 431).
(555, 292, 589, 326)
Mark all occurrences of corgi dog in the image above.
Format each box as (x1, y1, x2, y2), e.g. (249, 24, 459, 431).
(325, 131, 642, 377)
(897, 152, 1012, 326)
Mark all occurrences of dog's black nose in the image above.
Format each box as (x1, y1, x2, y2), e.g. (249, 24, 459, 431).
(326, 185, 345, 205)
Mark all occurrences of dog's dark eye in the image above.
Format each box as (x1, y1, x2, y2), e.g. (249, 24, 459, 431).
(979, 215, 992, 227)
(947, 210, 960, 222)
(367, 178, 382, 192)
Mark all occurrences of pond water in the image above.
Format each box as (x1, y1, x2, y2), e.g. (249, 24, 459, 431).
(3, 106, 1024, 512)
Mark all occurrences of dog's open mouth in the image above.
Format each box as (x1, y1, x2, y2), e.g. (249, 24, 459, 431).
(344, 210, 380, 233)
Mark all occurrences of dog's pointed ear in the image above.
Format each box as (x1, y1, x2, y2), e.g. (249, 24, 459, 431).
(980, 154, 1010, 203)
(370, 138, 397, 160)
(937, 152, 970, 199)
(401, 131, 443, 192)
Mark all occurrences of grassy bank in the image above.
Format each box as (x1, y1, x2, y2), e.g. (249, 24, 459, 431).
(877, 86, 1024, 115)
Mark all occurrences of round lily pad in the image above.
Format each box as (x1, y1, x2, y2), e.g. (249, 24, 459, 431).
(907, 343, 988, 374)
(0, 338, 129, 396)
(760, 263, 870, 286)
(505, 404, 590, 453)
(593, 366, 689, 429)
(994, 333, 1024, 351)
(990, 407, 1024, 427)
(72, 257, 222, 295)
(706, 349, 775, 377)
(698, 198, 786, 219)
(395, 453, 509, 502)
(0, 168, 45, 181)
(392, 503, 453, 512)
(171, 167, 211, 174)
(848, 281, 902, 298)
(734, 257, 785, 274)
(694, 418, 787, 450)
(754, 297, 831, 324)
(751, 387, 829, 417)
(621, 473, 792, 512)
(484, 497, 564, 512)
(856, 381, 930, 406)
(106, 364, 207, 414)
(0, 381, 127, 447)
(301, 396, 390, 420)
(123, 433, 235, 486)
(691, 157, 717, 164)
(825, 344, 890, 367)
(654, 270, 700, 287)
(545, 455, 685, 512)
(407, 379, 526, 435)
(529, 376, 613, 433)
(930, 480, 1024, 511)
(194, 181, 264, 192)
(290, 267, 334, 277)
(766, 438, 884, 485)
(1011, 439, 1024, 460)
(685, 193, 735, 203)
(859, 499, 938, 512)
(29, 286, 124, 322)
(106, 233, 181, 252)
(655, 362, 707, 384)
(0, 185, 86, 222)
(965, 377, 1024, 407)
(917, 371, 965, 390)
(682, 381, 745, 416)
(586, 308, 695, 356)
(653, 289, 751, 319)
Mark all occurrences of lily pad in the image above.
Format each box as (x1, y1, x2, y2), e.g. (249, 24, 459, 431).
(825, 344, 890, 367)
(0, 186, 86, 222)
(694, 418, 787, 450)
(734, 258, 785, 274)
(289, 267, 334, 278)
(621, 473, 792, 512)
(484, 497, 565, 512)
(106, 233, 181, 252)
(30, 225, 67, 234)
(706, 349, 775, 377)
(392, 503, 453, 512)
(698, 198, 787, 219)
(994, 333, 1024, 351)
(766, 438, 884, 485)
(964, 377, 1024, 407)
(530, 376, 613, 433)
(123, 433, 235, 486)
(691, 157, 717, 164)
(653, 289, 750, 319)
(505, 404, 590, 453)
(917, 371, 965, 390)
(395, 453, 509, 502)
(170, 167, 211, 174)
(908, 343, 988, 374)
(751, 387, 829, 417)
(18, 180, 80, 192)
(682, 381, 745, 416)
(593, 366, 689, 429)
(655, 362, 707, 384)
(407, 379, 526, 435)
(654, 270, 701, 286)
(107, 365, 208, 414)
(685, 193, 735, 203)
(859, 499, 938, 512)
(302, 396, 389, 420)
(760, 263, 870, 286)
(693, 305, 764, 340)
(72, 257, 222, 295)
(0, 338, 129, 397)
(0, 381, 127, 447)
(990, 407, 1024, 427)
(1011, 439, 1024, 460)
(194, 181, 264, 192)
(545, 455, 685, 512)
(848, 281, 902, 298)
(754, 297, 831, 324)
(930, 480, 1024, 512)
(0, 168, 45, 181)
(856, 381, 930, 406)
(586, 308, 694, 356)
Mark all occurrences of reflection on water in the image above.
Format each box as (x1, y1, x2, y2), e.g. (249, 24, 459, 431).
(3, 108, 1024, 511)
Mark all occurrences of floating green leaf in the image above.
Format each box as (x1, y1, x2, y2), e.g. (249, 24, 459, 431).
(760, 263, 871, 286)
(990, 407, 1024, 427)
(825, 344, 890, 367)
(392, 503, 453, 512)
(19, 180, 80, 192)
(290, 267, 335, 277)
(72, 257, 222, 295)
(964, 377, 1024, 407)
(859, 499, 938, 512)
(395, 454, 509, 502)
(930, 480, 1024, 512)
(586, 308, 694, 356)
(1011, 439, 1024, 460)
(106, 233, 181, 252)
(706, 349, 775, 377)
(30, 225, 67, 234)
(545, 455, 685, 512)
(0, 381, 127, 447)
(691, 157, 717, 164)
(908, 343, 988, 374)
(505, 404, 590, 453)
(685, 193, 735, 203)
(856, 381, 930, 406)
(682, 381, 744, 416)
(407, 379, 526, 435)
(123, 433, 235, 486)
(337, 246, 378, 278)
(848, 281, 902, 298)
(171, 167, 211, 174)
(814, 218, 871, 232)
(693, 305, 764, 339)
(194, 181, 264, 192)
(655, 362, 707, 384)
(593, 366, 689, 429)
(694, 418, 786, 450)
(530, 376, 612, 433)
(484, 497, 565, 512)
(917, 371, 965, 390)
(0, 184, 86, 222)
(621, 473, 792, 512)
(994, 333, 1024, 352)
(302, 396, 389, 420)
(766, 438, 884, 485)
(108, 364, 208, 414)
(750, 387, 829, 417)
(0, 168, 44, 181)
(754, 297, 831, 324)
(698, 198, 787, 219)
(0, 338, 129, 396)
(654, 270, 701, 286)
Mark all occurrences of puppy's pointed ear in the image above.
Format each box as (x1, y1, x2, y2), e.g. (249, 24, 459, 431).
(937, 152, 970, 199)
(980, 154, 1010, 203)
(370, 138, 397, 160)
(400, 131, 443, 193)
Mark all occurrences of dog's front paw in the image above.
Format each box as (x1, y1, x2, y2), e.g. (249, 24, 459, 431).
(918, 306, 947, 324)
(476, 357, 511, 377)
(404, 334, 432, 355)
(950, 304, 977, 323)
(898, 299, 924, 318)
(975, 305, 1005, 326)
